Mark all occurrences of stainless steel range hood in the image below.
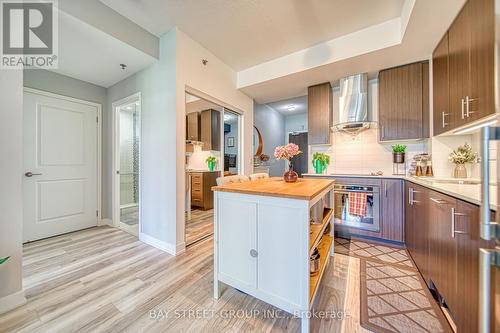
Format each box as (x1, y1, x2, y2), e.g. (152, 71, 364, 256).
(332, 73, 373, 134)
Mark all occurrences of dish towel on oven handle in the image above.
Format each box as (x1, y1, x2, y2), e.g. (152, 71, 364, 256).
(348, 192, 368, 217)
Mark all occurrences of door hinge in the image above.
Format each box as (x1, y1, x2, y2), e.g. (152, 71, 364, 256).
(96, 116, 99, 123)
(96, 210, 99, 217)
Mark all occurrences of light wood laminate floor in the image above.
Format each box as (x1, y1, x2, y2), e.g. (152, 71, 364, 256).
(0, 227, 371, 333)
(185, 209, 213, 246)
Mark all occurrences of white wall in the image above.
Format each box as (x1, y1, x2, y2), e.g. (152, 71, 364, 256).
(0, 70, 26, 313)
(254, 103, 286, 176)
(175, 29, 254, 253)
(107, 29, 177, 251)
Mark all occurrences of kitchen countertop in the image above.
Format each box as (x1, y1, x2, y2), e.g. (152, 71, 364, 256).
(186, 169, 220, 173)
(303, 173, 497, 211)
(212, 177, 334, 200)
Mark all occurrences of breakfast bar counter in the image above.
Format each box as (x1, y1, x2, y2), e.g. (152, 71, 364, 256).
(212, 177, 335, 333)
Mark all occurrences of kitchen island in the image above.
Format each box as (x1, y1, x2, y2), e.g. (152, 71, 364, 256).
(212, 177, 335, 333)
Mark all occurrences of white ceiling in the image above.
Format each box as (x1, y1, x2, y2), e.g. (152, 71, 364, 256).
(98, 0, 405, 70)
(185, 93, 224, 113)
(266, 96, 308, 116)
(50, 10, 156, 88)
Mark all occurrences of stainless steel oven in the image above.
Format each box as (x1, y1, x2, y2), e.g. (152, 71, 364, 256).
(333, 184, 380, 232)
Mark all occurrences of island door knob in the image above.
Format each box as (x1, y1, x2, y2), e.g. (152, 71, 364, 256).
(250, 249, 258, 258)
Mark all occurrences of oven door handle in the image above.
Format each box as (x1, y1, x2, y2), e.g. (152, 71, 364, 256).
(334, 190, 374, 195)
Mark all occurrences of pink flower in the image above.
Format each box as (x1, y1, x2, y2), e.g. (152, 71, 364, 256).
(285, 143, 300, 157)
(274, 143, 302, 160)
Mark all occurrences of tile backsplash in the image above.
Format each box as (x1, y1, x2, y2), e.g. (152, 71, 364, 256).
(310, 129, 428, 176)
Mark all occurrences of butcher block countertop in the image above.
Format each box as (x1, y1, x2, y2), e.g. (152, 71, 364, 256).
(212, 177, 335, 200)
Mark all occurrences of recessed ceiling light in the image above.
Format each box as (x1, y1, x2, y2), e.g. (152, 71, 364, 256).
(287, 104, 296, 111)
(224, 114, 231, 121)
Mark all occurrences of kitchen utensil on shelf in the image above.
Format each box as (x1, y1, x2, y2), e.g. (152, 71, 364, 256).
(310, 248, 321, 276)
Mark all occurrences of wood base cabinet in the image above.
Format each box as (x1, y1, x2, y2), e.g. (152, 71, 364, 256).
(190, 171, 219, 210)
(404, 180, 496, 332)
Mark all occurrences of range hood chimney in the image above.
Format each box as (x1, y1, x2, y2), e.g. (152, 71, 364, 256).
(332, 73, 373, 134)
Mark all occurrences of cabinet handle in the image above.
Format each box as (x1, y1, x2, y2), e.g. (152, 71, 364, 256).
(384, 183, 387, 197)
(408, 188, 413, 205)
(466, 96, 475, 117)
(442, 111, 449, 128)
(461, 98, 466, 119)
(451, 207, 468, 238)
(250, 249, 258, 258)
(430, 197, 447, 204)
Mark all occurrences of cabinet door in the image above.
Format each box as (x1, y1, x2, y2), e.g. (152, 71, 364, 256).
(411, 185, 429, 282)
(379, 63, 425, 141)
(433, 33, 451, 135)
(217, 198, 257, 289)
(428, 192, 456, 307)
(448, 2, 471, 128)
(381, 179, 404, 242)
(468, 0, 495, 122)
(308, 83, 332, 145)
(404, 182, 415, 256)
(201, 109, 220, 151)
(186, 112, 199, 141)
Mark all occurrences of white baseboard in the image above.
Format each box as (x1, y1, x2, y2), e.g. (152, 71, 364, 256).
(0, 290, 26, 315)
(139, 232, 177, 255)
(98, 218, 113, 227)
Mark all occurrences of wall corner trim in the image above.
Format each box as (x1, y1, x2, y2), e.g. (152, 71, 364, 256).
(0, 290, 26, 315)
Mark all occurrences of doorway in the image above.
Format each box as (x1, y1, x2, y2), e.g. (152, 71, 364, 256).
(113, 93, 141, 236)
(23, 89, 101, 242)
(288, 132, 308, 177)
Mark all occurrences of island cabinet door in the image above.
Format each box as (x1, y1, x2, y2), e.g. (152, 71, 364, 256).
(256, 201, 308, 309)
(217, 198, 258, 289)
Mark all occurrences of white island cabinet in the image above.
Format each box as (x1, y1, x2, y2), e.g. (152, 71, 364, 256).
(212, 177, 335, 332)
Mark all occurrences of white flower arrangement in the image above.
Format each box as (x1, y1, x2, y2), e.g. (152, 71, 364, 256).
(448, 143, 478, 165)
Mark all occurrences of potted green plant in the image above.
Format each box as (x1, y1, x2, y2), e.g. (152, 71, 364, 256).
(206, 156, 217, 171)
(0, 256, 10, 265)
(312, 152, 330, 174)
(449, 143, 477, 178)
(392, 144, 407, 164)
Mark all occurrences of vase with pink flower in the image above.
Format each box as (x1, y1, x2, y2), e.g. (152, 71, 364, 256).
(274, 143, 302, 183)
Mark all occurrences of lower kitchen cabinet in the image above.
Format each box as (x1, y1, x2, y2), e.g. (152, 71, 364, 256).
(405, 182, 429, 282)
(404, 180, 496, 332)
(381, 179, 404, 242)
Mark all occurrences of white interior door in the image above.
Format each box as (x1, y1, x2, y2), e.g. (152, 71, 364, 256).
(23, 90, 99, 242)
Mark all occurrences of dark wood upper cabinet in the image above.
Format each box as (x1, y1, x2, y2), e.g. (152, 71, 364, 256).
(433, 0, 495, 134)
(433, 33, 452, 135)
(468, 0, 495, 122)
(308, 82, 332, 145)
(200, 109, 220, 151)
(186, 112, 200, 141)
(378, 61, 429, 141)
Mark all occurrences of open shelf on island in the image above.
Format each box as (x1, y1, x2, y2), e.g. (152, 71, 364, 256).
(309, 234, 333, 305)
(309, 208, 333, 256)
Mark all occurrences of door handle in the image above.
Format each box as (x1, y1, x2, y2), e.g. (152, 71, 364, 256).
(249, 249, 258, 258)
(25, 172, 42, 177)
(430, 197, 447, 204)
(451, 208, 467, 238)
(466, 96, 475, 117)
(442, 111, 449, 128)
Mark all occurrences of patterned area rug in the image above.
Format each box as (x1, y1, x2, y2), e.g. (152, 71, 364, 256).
(334, 238, 415, 271)
(335, 238, 452, 333)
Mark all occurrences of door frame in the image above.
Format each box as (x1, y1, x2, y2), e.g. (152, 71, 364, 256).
(112, 92, 142, 235)
(23, 87, 103, 226)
